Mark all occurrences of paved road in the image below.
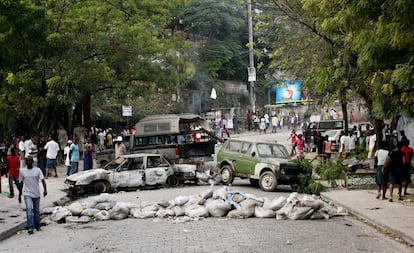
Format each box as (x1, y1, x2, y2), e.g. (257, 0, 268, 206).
(0, 181, 412, 253)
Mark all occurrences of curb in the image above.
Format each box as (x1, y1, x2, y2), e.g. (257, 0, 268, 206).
(0, 221, 26, 242)
(0, 197, 72, 242)
(321, 193, 414, 247)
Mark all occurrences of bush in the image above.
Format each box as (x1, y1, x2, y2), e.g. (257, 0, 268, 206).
(314, 159, 347, 187)
(291, 159, 325, 195)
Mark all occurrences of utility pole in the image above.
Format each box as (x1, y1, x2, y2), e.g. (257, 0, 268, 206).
(247, 0, 256, 113)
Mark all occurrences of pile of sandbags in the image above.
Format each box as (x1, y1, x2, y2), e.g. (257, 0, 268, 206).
(41, 187, 346, 224)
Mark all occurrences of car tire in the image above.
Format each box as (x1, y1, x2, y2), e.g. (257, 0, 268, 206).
(220, 165, 234, 185)
(167, 175, 179, 187)
(259, 171, 278, 192)
(93, 181, 109, 194)
(249, 178, 259, 187)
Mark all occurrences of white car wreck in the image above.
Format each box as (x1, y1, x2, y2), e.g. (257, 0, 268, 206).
(65, 154, 191, 196)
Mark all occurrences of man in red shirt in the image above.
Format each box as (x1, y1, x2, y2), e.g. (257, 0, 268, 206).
(7, 148, 21, 201)
(401, 139, 413, 196)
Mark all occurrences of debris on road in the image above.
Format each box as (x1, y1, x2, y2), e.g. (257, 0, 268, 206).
(41, 187, 347, 225)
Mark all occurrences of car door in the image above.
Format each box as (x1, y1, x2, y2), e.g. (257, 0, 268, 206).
(111, 157, 145, 188)
(235, 141, 257, 176)
(144, 155, 172, 185)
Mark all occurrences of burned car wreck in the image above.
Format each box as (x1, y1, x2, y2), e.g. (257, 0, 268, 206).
(65, 154, 196, 196)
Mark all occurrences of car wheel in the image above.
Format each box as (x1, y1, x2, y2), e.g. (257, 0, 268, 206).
(259, 171, 278, 192)
(167, 175, 179, 187)
(249, 178, 259, 187)
(220, 165, 234, 185)
(93, 181, 109, 194)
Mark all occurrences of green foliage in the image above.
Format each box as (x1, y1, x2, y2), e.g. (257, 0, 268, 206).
(291, 159, 325, 195)
(315, 159, 347, 187)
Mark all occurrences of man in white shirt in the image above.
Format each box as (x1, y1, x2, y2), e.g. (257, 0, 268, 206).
(24, 134, 38, 166)
(339, 131, 350, 158)
(367, 130, 377, 159)
(18, 136, 26, 168)
(44, 135, 60, 178)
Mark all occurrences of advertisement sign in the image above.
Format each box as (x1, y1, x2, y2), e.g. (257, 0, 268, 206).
(275, 80, 311, 104)
(122, 105, 132, 117)
(247, 67, 256, 82)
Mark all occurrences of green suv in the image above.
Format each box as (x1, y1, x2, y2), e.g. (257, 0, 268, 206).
(216, 138, 301, 191)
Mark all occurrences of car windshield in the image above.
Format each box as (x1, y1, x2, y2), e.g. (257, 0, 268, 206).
(103, 158, 128, 170)
(324, 130, 338, 137)
(256, 143, 289, 158)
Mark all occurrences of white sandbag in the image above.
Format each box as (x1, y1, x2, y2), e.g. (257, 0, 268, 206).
(286, 192, 299, 203)
(68, 202, 88, 216)
(93, 193, 111, 204)
(299, 199, 325, 210)
(198, 189, 213, 200)
(173, 216, 193, 223)
(310, 210, 330, 220)
(65, 215, 91, 223)
(172, 206, 186, 217)
(263, 196, 287, 211)
(238, 199, 257, 218)
(206, 199, 231, 217)
(40, 216, 53, 226)
(41, 206, 61, 215)
(227, 209, 244, 219)
(112, 202, 130, 215)
(254, 206, 276, 218)
(132, 209, 157, 219)
(174, 195, 190, 206)
(213, 187, 228, 200)
(156, 208, 175, 218)
(80, 208, 100, 217)
(50, 207, 72, 222)
(95, 201, 116, 210)
(129, 207, 140, 216)
(229, 193, 246, 203)
(287, 206, 314, 220)
(156, 200, 170, 208)
(186, 195, 204, 206)
(111, 212, 129, 220)
(94, 210, 111, 221)
(185, 205, 209, 218)
(276, 202, 294, 220)
(142, 203, 160, 212)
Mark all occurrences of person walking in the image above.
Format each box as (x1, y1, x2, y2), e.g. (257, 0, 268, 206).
(64, 140, 72, 176)
(271, 115, 278, 133)
(287, 129, 297, 157)
(401, 139, 413, 196)
(7, 148, 22, 201)
(114, 136, 127, 165)
(374, 142, 389, 200)
(83, 137, 93, 170)
(69, 137, 80, 175)
(232, 115, 239, 135)
(44, 135, 60, 178)
(385, 143, 405, 202)
(220, 125, 230, 141)
(18, 156, 47, 234)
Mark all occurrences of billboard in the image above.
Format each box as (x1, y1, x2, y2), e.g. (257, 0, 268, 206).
(275, 80, 311, 104)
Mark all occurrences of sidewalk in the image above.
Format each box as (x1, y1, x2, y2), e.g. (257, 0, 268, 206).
(0, 164, 70, 241)
(321, 187, 414, 246)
